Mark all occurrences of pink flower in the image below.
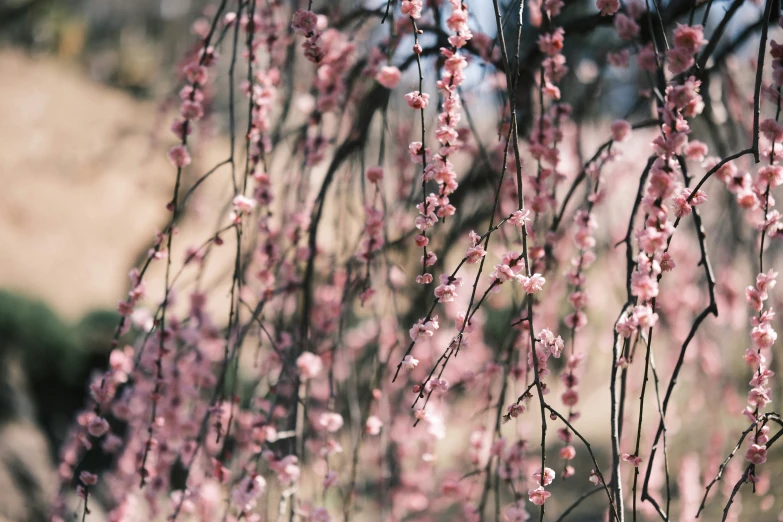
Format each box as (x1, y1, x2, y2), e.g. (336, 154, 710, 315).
(401, 0, 423, 19)
(611, 120, 631, 142)
(416, 273, 433, 285)
(366, 166, 384, 183)
(376, 66, 402, 89)
(537, 29, 565, 57)
(506, 403, 525, 419)
(168, 145, 191, 168)
(291, 9, 318, 37)
(421, 252, 437, 267)
(232, 194, 257, 214)
(537, 328, 564, 358)
(425, 377, 450, 394)
(745, 444, 768, 465)
(521, 274, 546, 294)
(180, 100, 204, 120)
(668, 47, 694, 75)
(528, 486, 551, 506)
(533, 467, 556, 486)
(80, 471, 98, 486)
(622, 453, 643, 467)
(231, 474, 266, 512)
(561, 389, 579, 407)
(632, 305, 658, 329)
(434, 274, 462, 302)
(757, 269, 778, 295)
(319, 412, 344, 432)
(401, 355, 419, 370)
(434, 282, 457, 302)
(461, 246, 486, 268)
(510, 209, 531, 227)
(560, 445, 576, 460)
(270, 455, 301, 485)
(751, 323, 777, 349)
(405, 91, 430, 110)
(365, 415, 383, 435)
(297, 352, 323, 379)
(638, 43, 658, 71)
(87, 417, 110, 438)
(616, 313, 637, 338)
(673, 24, 707, 54)
(614, 14, 639, 40)
(759, 165, 783, 188)
(504, 502, 530, 521)
(596, 0, 620, 16)
(409, 315, 439, 342)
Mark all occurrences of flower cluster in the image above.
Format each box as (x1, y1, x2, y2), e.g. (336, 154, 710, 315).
(668, 24, 707, 75)
(743, 270, 777, 421)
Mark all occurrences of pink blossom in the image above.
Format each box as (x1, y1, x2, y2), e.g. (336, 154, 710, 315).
(80, 471, 98, 486)
(596, 0, 620, 16)
(745, 444, 768, 465)
(168, 145, 192, 168)
(538, 29, 565, 57)
(297, 352, 323, 379)
(180, 100, 204, 121)
(611, 119, 632, 142)
(504, 502, 530, 521)
(319, 412, 344, 432)
(87, 417, 110, 438)
(622, 453, 643, 467)
(614, 14, 640, 40)
(506, 403, 525, 419)
(537, 328, 564, 358)
(231, 475, 266, 512)
(366, 166, 384, 183)
(751, 323, 777, 349)
(270, 455, 301, 485)
(510, 209, 531, 227)
(684, 140, 709, 162)
(633, 304, 659, 329)
(466, 244, 486, 264)
(528, 486, 551, 506)
(375, 66, 401, 89)
(673, 24, 707, 54)
(668, 47, 694, 75)
(562, 389, 579, 407)
(401, 355, 419, 370)
(533, 467, 556, 486)
(291, 9, 318, 37)
(405, 91, 430, 110)
(521, 273, 546, 294)
(233, 194, 257, 214)
(400, 0, 423, 19)
(365, 415, 383, 435)
(425, 377, 449, 394)
(416, 273, 433, 285)
(410, 315, 439, 342)
(560, 445, 576, 460)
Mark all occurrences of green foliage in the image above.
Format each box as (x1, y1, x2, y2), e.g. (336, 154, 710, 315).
(0, 289, 124, 451)
(0, 289, 84, 386)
